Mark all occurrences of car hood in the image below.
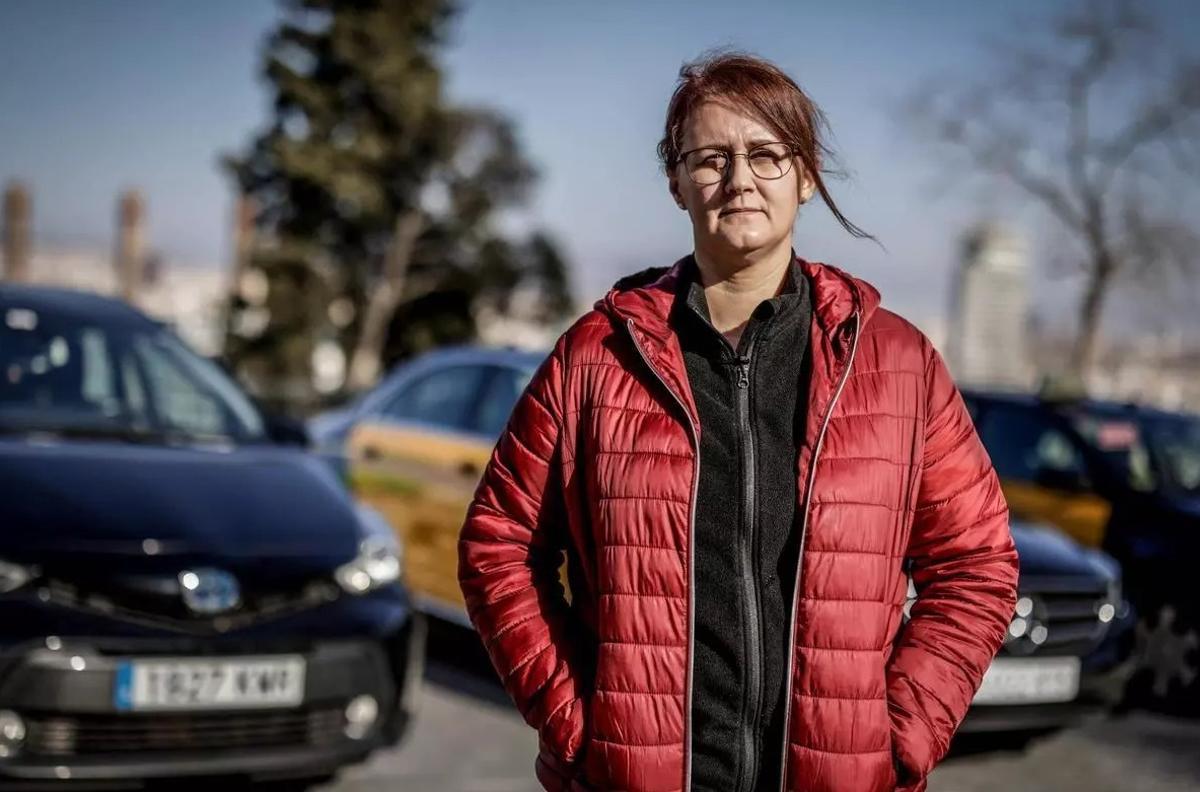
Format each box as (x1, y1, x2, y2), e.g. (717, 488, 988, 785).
(1010, 518, 1118, 582)
(0, 438, 360, 572)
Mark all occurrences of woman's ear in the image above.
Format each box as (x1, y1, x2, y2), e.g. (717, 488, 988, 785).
(798, 166, 816, 205)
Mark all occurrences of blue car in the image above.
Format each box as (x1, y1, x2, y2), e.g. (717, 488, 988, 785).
(0, 284, 424, 788)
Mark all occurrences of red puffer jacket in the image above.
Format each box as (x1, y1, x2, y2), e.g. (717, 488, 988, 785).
(459, 257, 1018, 792)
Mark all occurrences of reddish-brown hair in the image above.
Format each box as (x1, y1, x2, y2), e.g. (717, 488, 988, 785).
(658, 51, 872, 240)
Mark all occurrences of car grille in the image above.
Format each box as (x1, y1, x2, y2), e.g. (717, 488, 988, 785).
(1004, 576, 1114, 657)
(35, 574, 342, 634)
(22, 708, 344, 757)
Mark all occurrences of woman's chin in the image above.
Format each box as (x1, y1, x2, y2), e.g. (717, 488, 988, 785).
(705, 230, 785, 256)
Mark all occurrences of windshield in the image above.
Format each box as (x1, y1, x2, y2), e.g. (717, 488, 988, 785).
(1143, 414, 1200, 498)
(1, 305, 266, 443)
(1068, 408, 1200, 499)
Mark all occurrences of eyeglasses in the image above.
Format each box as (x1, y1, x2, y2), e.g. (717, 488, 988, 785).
(678, 142, 797, 186)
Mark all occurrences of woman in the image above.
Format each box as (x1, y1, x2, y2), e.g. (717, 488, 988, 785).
(459, 52, 1018, 792)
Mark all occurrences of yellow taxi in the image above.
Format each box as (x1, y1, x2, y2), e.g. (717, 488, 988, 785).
(311, 346, 543, 625)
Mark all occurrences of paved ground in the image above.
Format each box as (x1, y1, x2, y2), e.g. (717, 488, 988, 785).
(325, 622, 1200, 792)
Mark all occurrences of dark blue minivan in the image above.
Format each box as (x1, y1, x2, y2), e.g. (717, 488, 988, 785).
(0, 284, 423, 789)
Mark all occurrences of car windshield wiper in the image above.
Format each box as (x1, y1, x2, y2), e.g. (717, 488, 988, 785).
(0, 422, 230, 446)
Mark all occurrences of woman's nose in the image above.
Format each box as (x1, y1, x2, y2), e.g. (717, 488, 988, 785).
(724, 154, 755, 193)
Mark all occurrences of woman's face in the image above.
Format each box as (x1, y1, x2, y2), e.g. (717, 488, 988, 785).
(669, 100, 814, 262)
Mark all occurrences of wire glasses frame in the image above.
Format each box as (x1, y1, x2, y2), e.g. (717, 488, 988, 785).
(677, 142, 798, 186)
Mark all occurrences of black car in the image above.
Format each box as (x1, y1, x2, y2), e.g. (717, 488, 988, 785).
(903, 516, 1133, 738)
(952, 518, 1133, 736)
(963, 389, 1200, 714)
(0, 285, 424, 788)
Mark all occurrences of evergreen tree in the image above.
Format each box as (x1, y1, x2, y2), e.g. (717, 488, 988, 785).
(225, 0, 572, 409)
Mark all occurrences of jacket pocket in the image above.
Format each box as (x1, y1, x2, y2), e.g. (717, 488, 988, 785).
(535, 743, 592, 791)
(536, 692, 594, 790)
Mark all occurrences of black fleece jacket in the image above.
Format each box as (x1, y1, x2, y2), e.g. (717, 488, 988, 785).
(671, 256, 813, 792)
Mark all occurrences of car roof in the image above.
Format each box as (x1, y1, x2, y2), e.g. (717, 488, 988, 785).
(405, 344, 548, 371)
(0, 283, 159, 330)
(343, 343, 549, 419)
(960, 387, 1188, 422)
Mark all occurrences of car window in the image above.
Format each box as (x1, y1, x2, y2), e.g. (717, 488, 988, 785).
(1158, 430, 1200, 496)
(132, 336, 228, 437)
(1069, 412, 1158, 493)
(977, 403, 1090, 488)
(380, 365, 485, 432)
(0, 308, 264, 441)
(472, 365, 535, 438)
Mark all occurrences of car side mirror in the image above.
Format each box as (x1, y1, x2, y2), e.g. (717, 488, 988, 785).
(1034, 465, 1088, 493)
(264, 412, 311, 447)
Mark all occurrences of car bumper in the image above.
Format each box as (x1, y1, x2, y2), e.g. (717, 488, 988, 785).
(0, 616, 425, 782)
(959, 650, 1134, 733)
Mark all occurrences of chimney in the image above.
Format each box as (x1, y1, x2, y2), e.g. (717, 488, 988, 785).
(114, 189, 146, 303)
(3, 181, 32, 282)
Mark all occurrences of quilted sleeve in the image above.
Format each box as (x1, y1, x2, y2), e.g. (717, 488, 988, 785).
(886, 343, 1019, 787)
(458, 335, 589, 776)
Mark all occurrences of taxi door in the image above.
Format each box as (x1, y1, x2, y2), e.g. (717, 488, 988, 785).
(346, 362, 534, 620)
(346, 364, 494, 617)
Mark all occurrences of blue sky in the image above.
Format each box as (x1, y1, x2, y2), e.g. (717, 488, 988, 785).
(1, 0, 1197, 326)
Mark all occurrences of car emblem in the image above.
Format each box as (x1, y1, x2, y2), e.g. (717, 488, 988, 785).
(178, 568, 241, 615)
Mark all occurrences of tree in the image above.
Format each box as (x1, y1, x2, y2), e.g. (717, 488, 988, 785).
(224, 0, 573, 408)
(905, 0, 1200, 387)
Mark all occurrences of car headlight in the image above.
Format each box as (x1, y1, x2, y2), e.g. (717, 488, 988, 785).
(1100, 578, 1125, 623)
(1082, 548, 1125, 622)
(335, 505, 403, 595)
(0, 559, 36, 594)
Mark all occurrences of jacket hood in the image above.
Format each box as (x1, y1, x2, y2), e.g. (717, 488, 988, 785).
(596, 254, 882, 347)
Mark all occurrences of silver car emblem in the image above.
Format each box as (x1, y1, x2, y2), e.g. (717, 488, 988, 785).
(179, 568, 241, 615)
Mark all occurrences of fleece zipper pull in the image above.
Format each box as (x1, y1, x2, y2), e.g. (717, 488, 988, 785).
(735, 356, 751, 389)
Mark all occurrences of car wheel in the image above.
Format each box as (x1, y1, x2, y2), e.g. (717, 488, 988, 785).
(1123, 602, 1200, 716)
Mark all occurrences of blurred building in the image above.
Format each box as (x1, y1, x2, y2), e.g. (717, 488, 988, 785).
(909, 314, 949, 359)
(473, 285, 572, 352)
(13, 246, 227, 356)
(946, 223, 1035, 391)
(1032, 330, 1200, 413)
(2, 183, 227, 357)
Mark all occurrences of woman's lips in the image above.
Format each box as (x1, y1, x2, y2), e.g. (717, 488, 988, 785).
(719, 208, 762, 216)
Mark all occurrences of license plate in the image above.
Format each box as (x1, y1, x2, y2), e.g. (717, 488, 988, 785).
(972, 656, 1080, 705)
(114, 656, 306, 711)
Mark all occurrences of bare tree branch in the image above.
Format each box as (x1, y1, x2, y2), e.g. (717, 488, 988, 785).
(1099, 109, 1192, 190)
(898, 0, 1200, 385)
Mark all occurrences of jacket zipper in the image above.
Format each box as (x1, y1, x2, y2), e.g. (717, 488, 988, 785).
(777, 311, 861, 791)
(734, 349, 765, 792)
(625, 319, 701, 792)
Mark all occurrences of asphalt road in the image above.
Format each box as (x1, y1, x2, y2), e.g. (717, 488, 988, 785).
(325, 622, 1200, 792)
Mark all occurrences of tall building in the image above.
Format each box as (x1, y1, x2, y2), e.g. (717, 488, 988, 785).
(947, 223, 1033, 390)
